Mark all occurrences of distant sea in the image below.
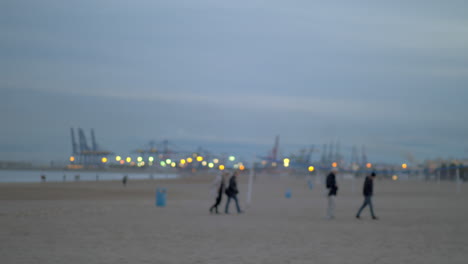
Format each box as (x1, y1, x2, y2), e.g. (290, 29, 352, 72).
(0, 170, 178, 183)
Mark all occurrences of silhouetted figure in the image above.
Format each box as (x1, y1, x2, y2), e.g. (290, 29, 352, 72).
(356, 172, 378, 220)
(225, 171, 242, 214)
(210, 172, 227, 214)
(326, 169, 339, 219)
(122, 175, 128, 186)
(40, 174, 46, 183)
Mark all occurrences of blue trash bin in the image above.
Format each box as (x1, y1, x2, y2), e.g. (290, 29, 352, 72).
(156, 188, 167, 207)
(285, 189, 292, 198)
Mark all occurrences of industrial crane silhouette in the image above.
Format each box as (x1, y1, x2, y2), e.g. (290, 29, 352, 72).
(70, 127, 111, 166)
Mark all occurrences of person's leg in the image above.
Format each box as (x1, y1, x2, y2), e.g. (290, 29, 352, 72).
(210, 197, 219, 213)
(233, 195, 241, 213)
(356, 197, 368, 217)
(367, 196, 376, 218)
(332, 195, 336, 218)
(209, 201, 216, 213)
(327, 196, 333, 218)
(225, 196, 231, 213)
(214, 196, 222, 213)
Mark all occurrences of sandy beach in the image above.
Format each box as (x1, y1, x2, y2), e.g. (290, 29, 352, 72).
(0, 173, 467, 263)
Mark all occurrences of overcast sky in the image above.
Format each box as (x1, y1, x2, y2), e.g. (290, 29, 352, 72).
(1, 0, 468, 163)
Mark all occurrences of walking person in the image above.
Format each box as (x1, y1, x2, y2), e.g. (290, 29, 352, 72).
(326, 168, 338, 219)
(122, 175, 128, 187)
(356, 172, 378, 220)
(210, 172, 227, 214)
(225, 171, 243, 214)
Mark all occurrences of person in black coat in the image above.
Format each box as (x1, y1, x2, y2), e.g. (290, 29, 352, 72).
(326, 171, 338, 196)
(356, 172, 378, 220)
(325, 169, 339, 219)
(225, 171, 243, 214)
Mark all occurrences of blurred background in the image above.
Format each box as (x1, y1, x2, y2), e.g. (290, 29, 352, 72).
(1, 0, 467, 175)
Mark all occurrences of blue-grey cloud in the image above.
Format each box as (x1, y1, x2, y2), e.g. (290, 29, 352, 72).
(1, 0, 467, 163)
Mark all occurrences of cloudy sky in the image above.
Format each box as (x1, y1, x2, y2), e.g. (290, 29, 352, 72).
(1, 0, 467, 163)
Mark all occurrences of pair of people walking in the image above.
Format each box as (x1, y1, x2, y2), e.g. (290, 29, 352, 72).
(210, 171, 243, 214)
(325, 170, 378, 220)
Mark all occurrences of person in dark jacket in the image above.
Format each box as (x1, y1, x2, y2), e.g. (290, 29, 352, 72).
(210, 172, 227, 214)
(356, 172, 378, 220)
(225, 171, 243, 214)
(122, 175, 128, 187)
(326, 169, 339, 219)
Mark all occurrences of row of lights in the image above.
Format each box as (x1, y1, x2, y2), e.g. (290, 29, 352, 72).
(70, 155, 230, 165)
(70, 155, 409, 171)
(278, 160, 408, 172)
(70, 155, 237, 171)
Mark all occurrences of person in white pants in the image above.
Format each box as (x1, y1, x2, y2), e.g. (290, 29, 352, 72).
(326, 169, 339, 219)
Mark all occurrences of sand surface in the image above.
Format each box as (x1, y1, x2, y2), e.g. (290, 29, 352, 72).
(0, 173, 467, 263)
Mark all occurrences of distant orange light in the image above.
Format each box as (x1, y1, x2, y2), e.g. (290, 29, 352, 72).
(119, 160, 125, 165)
(101, 157, 108, 163)
(308, 166, 315, 172)
(366, 163, 372, 169)
(196, 156, 203, 162)
(219, 165, 225, 171)
(187, 157, 193, 163)
(402, 163, 407, 169)
(69, 156, 75, 162)
(239, 165, 245, 171)
(332, 162, 338, 168)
